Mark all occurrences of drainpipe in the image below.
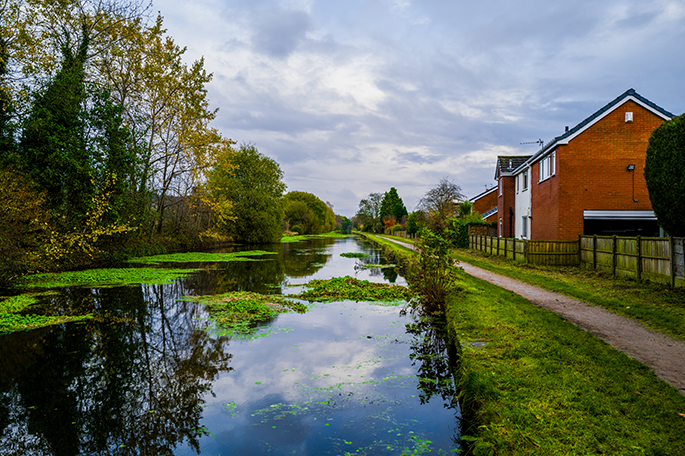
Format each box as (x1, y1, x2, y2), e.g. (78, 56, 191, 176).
(509, 207, 514, 238)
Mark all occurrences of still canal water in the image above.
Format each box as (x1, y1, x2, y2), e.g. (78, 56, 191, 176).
(0, 236, 461, 455)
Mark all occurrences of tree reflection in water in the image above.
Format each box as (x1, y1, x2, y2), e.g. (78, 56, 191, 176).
(0, 281, 232, 456)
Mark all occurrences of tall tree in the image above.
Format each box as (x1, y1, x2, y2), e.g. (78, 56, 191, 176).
(380, 187, 408, 221)
(644, 115, 685, 236)
(0, 34, 17, 165)
(207, 144, 286, 243)
(19, 25, 91, 224)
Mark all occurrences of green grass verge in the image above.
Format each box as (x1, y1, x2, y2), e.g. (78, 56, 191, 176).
(128, 250, 276, 264)
(451, 248, 685, 341)
(447, 271, 685, 455)
(20, 267, 197, 289)
(0, 294, 92, 334)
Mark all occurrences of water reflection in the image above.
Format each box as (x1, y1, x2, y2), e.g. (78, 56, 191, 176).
(0, 283, 231, 456)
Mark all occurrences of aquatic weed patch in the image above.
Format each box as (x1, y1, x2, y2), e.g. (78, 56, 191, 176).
(129, 250, 275, 265)
(340, 252, 371, 258)
(21, 268, 196, 288)
(0, 294, 91, 334)
(184, 291, 306, 336)
(296, 276, 412, 303)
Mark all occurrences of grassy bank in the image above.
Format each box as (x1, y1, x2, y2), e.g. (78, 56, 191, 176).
(362, 234, 685, 455)
(451, 248, 685, 342)
(448, 270, 685, 455)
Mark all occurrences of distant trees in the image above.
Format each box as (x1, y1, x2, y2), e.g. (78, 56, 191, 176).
(416, 178, 465, 232)
(645, 115, 685, 236)
(284, 191, 335, 235)
(207, 144, 286, 243)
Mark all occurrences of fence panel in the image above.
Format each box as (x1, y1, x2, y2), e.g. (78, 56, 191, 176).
(640, 237, 671, 284)
(527, 241, 579, 265)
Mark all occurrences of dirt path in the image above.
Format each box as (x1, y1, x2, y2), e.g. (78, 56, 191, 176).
(382, 236, 685, 394)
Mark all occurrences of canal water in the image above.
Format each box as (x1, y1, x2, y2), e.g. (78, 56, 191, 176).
(0, 236, 461, 455)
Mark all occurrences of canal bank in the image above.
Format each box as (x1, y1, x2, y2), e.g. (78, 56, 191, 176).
(359, 232, 685, 455)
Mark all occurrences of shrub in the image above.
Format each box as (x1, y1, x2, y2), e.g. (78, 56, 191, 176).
(645, 115, 685, 236)
(404, 230, 461, 314)
(290, 225, 303, 234)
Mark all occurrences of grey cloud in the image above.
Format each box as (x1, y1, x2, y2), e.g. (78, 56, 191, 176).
(251, 9, 312, 58)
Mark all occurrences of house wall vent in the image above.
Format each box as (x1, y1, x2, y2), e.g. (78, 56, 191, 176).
(625, 112, 633, 123)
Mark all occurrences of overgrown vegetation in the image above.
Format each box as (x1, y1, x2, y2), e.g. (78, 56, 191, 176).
(295, 276, 412, 303)
(404, 230, 461, 315)
(183, 291, 306, 336)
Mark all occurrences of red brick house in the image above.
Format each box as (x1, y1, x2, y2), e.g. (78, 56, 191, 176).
(485, 89, 674, 240)
(469, 186, 498, 223)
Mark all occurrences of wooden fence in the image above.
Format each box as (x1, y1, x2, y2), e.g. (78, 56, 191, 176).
(579, 235, 685, 287)
(468, 235, 579, 266)
(468, 234, 685, 287)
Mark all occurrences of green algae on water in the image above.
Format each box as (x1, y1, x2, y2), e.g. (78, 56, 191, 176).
(184, 291, 307, 336)
(340, 252, 371, 258)
(129, 250, 276, 265)
(295, 276, 412, 303)
(21, 268, 197, 288)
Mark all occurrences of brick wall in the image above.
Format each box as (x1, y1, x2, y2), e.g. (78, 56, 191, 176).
(472, 188, 498, 222)
(532, 100, 666, 240)
(497, 175, 517, 237)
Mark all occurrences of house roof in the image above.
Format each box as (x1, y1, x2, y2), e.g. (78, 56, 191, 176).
(469, 185, 498, 202)
(495, 155, 532, 178)
(514, 89, 674, 173)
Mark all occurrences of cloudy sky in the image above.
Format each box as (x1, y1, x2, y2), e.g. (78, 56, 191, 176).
(153, 0, 685, 217)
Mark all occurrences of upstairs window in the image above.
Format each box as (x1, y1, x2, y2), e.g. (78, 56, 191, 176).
(539, 151, 556, 182)
(499, 178, 502, 196)
(523, 170, 528, 190)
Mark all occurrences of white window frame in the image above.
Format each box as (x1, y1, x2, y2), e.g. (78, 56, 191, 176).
(523, 170, 528, 191)
(521, 216, 528, 238)
(499, 178, 502, 196)
(538, 151, 556, 183)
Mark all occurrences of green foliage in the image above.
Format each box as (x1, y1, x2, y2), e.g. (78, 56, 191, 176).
(19, 25, 92, 224)
(404, 230, 461, 314)
(417, 178, 465, 232)
(380, 187, 408, 221)
(645, 114, 685, 236)
(296, 276, 413, 303)
(290, 225, 303, 234)
(355, 192, 384, 233)
(406, 211, 424, 235)
(208, 144, 286, 243)
(458, 200, 473, 217)
(336, 215, 353, 234)
(284, 191, 335, 234)
(184, 291, 306, 336)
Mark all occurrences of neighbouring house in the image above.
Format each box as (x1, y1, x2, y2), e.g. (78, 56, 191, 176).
(485, 89, 674, 240)
(469, 186, 498, 223)
(495, 155, 531, 238)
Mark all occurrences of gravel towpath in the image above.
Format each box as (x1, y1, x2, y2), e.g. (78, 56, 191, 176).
(383, 236, 685, 394)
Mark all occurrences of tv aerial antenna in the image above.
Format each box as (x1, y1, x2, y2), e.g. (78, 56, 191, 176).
(520, 139, 544, 146)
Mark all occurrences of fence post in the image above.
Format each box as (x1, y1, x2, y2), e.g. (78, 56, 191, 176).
(524, 239, 529, 263)
(670, 236, 676, 288)
(612, 235, 617, 278)
(497, 236, 500, 256)
(636, 235, 642, 282)
(513, 238, 517, 261)
(578, 234, 582, 266)
(593, 235, 597, 270)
